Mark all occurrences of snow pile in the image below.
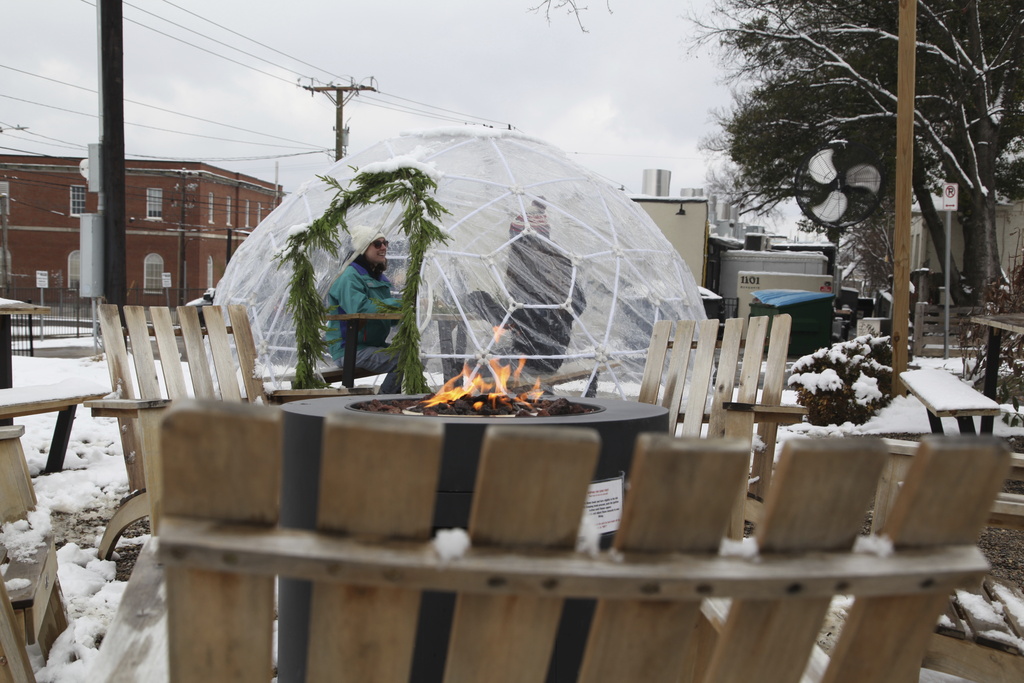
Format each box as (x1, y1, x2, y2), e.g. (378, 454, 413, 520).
(216, 127, 706, 399)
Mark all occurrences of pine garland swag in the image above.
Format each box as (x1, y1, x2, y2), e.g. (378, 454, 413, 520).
(275, 166, 449, 391)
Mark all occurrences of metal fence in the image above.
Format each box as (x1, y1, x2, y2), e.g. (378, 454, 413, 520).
(6, 287, 208, 357)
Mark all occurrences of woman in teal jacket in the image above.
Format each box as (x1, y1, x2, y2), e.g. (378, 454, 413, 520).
(326, 225, 403, 393)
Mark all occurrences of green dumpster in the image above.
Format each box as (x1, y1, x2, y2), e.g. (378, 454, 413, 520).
(749, 289, 835, 357)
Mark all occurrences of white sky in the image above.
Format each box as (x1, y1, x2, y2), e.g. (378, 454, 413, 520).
(3, 2, 738, 197)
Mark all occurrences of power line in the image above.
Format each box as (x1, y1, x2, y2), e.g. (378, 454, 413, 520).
(4, 131, 85, 153)
(106, 3, 514, 132)
(157, 0, 351, 84)
(0, 92, 322, 150)
(121, 0, 310, 82)
(369, 91, 512, 128)
(77, 0, 300, 88)
(0, 64, 325, 148)
(127, 150, 327, 163)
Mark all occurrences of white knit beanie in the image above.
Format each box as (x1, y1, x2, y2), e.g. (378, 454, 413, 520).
(349, 225, 387, 254)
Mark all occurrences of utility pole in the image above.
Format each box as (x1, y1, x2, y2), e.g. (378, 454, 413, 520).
(303, 81, 377, 160)
(0, 130, 25, 297)
(100, 0, 127, 305)
(0, 188, 8, 298)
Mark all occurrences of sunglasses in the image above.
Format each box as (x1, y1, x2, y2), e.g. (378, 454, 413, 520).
(371, 239, 389, 249)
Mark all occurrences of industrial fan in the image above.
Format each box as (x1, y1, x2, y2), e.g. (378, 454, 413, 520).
(794, 141, 884, 228)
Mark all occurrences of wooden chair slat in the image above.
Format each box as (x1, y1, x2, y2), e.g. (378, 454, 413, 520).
(707, 317, 745, 438)
(735, 315, 769, 404)
(317, 414, 443, 538)
(99, 304, 136, 400)
(637, 320, 673, 405)
(578, 437, 749, 683)
(748, 314, 793, 500)
(162, 403, 281, 683)
(680, 319, 721, 437)
(615, 435, 749, 553)
(150, 307, 188, 401)
(226, 304, 266, 403)
(305, 415, 444, 682)
(443, 425, 599, 683)
(124, 306, 162, 400)
(663, 320, 696, 430)
(201, 306, 242, 403)
(883, 436, 1010, 546)
(176, 306, 214, 399)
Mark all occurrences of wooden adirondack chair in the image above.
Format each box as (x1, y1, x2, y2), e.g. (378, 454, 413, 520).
(86, 303, 371, 560)
(874, 439, 1024, 681)
(0, 426, 68, 683)
(90, 400, 1008, 683)
(639, 315, 806, 535)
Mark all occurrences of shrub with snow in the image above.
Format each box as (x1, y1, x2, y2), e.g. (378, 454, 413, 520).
(788, 335, 893, 426)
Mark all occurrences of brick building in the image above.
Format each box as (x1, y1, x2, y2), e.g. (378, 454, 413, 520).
(0, 155, 281, 304)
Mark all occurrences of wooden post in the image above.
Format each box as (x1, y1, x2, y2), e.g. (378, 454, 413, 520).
(892, 0, 917, 395)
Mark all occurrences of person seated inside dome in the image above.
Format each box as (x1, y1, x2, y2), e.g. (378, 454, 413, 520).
(325, 225, 403, 393)
(470, 198, 587, 378)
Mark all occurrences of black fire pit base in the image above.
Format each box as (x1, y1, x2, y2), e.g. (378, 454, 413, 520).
(277, 395, 668, 683)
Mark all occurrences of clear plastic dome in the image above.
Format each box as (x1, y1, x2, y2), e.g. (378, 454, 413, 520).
(216, 127, 705, 399)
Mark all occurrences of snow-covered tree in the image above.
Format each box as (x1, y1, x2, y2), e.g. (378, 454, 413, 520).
(695, 0, 1024, 304)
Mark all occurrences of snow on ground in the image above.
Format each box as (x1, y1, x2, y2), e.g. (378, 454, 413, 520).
(7, 341, 1021, 681)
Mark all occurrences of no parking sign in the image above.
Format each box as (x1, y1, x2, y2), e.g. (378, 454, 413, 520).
(942, 182, 959, 211)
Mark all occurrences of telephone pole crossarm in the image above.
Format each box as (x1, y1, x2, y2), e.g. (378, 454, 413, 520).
(302, 82, 377, 160)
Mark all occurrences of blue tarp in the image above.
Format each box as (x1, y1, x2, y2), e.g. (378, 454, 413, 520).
(751, 289, 834, 307)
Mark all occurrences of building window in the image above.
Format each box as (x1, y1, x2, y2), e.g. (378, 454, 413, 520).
(208, 192, 215, 224)
(146, 188, 163, 220)
(244, 199, 250, 228)
(144, 253, 164, 292)
(68, 250, 81, 289)
(257, 202, 263, 222)
(225, 195, 232, 226)
(207, 256, 215, 288)
(70, 186, 86, 216)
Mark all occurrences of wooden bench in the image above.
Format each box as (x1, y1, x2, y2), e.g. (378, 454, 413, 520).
(901, 368, 1002, 434)
(86, 304, 373, 560)
(0, 379, 107, 474)
(0, 425, 68, 679)
(639, 315, 806, 536)
(90, 401, 1009, 682)
(924, 576, 1024, 682)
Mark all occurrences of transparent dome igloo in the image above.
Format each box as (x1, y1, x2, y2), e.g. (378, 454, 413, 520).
(216, 127, 705, 399)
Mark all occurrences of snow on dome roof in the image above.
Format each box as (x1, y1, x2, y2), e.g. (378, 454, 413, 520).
(216, 127, 705, 399)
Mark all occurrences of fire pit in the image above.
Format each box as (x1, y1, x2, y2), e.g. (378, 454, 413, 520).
(277, 393, 668, 683)
(354, 394, 597, 418)
(286, 394, 665, 527)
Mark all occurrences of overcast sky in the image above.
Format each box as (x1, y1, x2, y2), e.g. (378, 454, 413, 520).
(3, 1, 805, 229)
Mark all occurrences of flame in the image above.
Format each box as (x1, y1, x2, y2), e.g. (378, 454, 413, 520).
(420, 357, 543, 412)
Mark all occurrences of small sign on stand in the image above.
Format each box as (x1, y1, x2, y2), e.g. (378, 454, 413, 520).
(35, 270, 48, 340)
(941, 182, 959, 357)
(162, 272, 173, 306)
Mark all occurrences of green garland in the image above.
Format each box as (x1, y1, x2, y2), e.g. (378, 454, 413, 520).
(275, 164, 449, 391)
